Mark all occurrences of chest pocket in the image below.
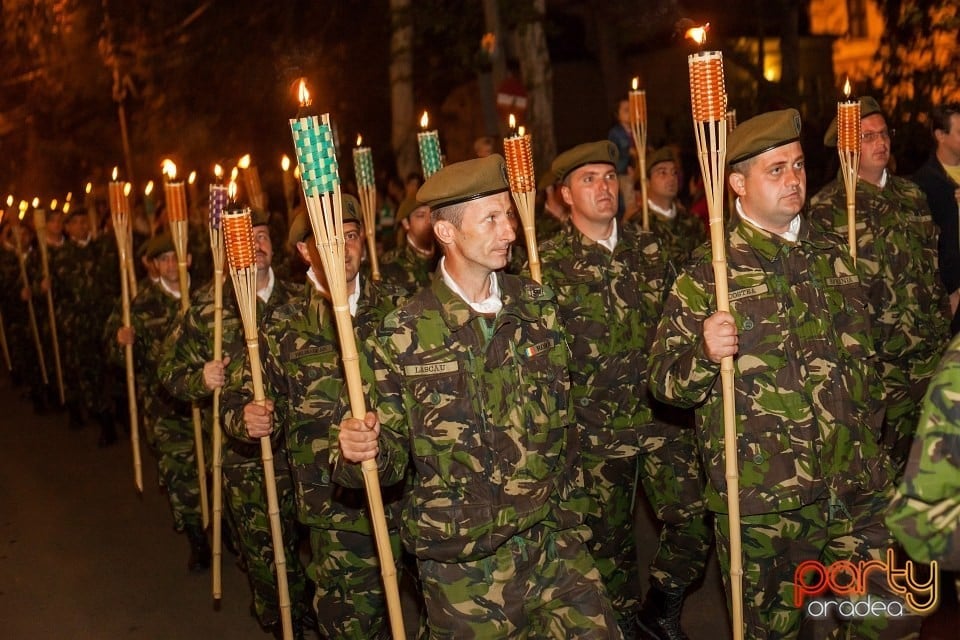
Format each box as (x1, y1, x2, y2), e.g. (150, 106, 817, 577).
(820, 274, 876, 362)
(729, 280, 788, 377)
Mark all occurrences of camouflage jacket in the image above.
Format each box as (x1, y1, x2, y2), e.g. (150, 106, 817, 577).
(50, 235, 118, 326)
(378, 240, 437, 293)
(639, 202, 707, 270)
(231, 278, 406, 532)
(536, 220, 671, 458)
(335, 273, 581, 562)
(886, 332, 960, 570)
(648, 216, 897, 515)
(158, 272, 300, 461)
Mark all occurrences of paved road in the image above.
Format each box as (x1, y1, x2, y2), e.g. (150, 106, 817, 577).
(0, 371, 954, 638)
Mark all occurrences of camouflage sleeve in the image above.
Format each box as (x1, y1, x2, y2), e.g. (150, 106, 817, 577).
(219, 320, 285, 446)
(157, 305, 213, 402)
(885, 334, 960, 570)
(648, 265, 721, 408)
(102, 298, 125, 369)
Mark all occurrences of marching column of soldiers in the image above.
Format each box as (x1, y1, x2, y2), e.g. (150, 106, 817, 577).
(1, 95, 959, 640)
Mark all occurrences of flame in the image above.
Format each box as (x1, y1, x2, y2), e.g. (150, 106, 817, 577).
(420, 111, 429, 129)
(228, 181, 238, 201)
(66, 191, 73, 202)
(188, 171, 197, 185)
(294, 165, 301, 180)
(124, 183, 132, 196)
(85, 182, 92, 195)
(214, 164, 223, 179)
(31, 197, 39, 208)
(62, 202, 70, 214)
(145, 180, 154, 197)
(356, 134, 363, 147)
(112, 166, 119, 181)
(685, 23, 710, 46)
(518, 125, 526, 137)
(6, 195, 13, 207)
(298, 79, 311, 107)
(50, 199, 58, 210)
(19, 200, 28, 220)
(281, 155, 290, 172)
(509, 113, 516, 129)
(162, 159, 177, 180)
(238, 154, 251, 170)
(843, 77, 852, 98)
(632, 77, 639, 91)
(230, 166, 239, 182)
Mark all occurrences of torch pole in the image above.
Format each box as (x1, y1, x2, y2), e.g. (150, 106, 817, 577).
(33, 209, 66, 405)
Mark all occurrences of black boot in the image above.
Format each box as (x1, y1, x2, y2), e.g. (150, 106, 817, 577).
(185, 525, 211, 572)
(636, 586, 690, 640)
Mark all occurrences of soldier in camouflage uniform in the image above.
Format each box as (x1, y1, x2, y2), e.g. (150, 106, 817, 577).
(379, 196, 438, 292)
(238, 197, 412, 639)
(113, 234, 209, 570)
(809, 96, 951, 475)
(886, 331, 960, 570)
(639, 147, 706, 268)
(649, 109, 922, 639)
(337, 155, 621, 638)
(158, 212, 311, 636)
(52, 208, 118, 444)
(536, 141, 711, 640)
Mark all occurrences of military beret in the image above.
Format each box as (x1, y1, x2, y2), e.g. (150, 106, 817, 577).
(396, 196, 424, 222)
(144, 232, 175, 259)
(550, 141, 619, 182)
(287, 193, 361, 247)
(727, 108, 802, 167)
(251, 209, 270, 227)
(822, 96, 884, 147)
(63, 207, 86, 222)
(416, 154, 509, 210)
(647, 147, 677, 175)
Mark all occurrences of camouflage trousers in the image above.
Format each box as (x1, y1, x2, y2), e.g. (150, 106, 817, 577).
(148, 414, 202, 531)
(222, 459, 309, 627)
(714, 490, 923, 640)
(60, 323, 109, 415)
(638, 419, 713, 591)
(308, 527, 404, 639)
(417, 524, 623, 639)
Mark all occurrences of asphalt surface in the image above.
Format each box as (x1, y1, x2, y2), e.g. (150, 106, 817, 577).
(0, 370, 954, 638)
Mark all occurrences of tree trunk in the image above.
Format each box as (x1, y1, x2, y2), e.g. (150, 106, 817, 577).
(390, 0, 417, 179)
(512, 0, 555, 180)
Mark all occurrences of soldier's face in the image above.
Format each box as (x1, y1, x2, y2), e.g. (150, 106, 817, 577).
(342, 221, 365, 284)
(562, 163, 619, 226)
(648, 161, 679, 201)
(153, 251, 179, 287)
(252, 224, 273, 271)
(46, 214, 63, 237)
(403, 205, 433, 249)
(731, 141, 806, 233)
(439, 192, 515, 273)
(859, 114, 891, 176)
(65, 215, 89, 241)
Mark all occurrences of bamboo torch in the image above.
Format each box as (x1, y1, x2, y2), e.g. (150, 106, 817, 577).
(725, 110, 738, 217)
(13, 201, 48, 386)
(629, 78, 649, 229)
(163, 158, 210, 529)
(109, 172, 144, 493)
(353, 135, 381, 281)
(222, 205, 293, 640)
(417, 111, 443, 178)
(687, 25, 744, 640)
(504, 114, 541, 283)
(209, 167, 228, 602)
(290, 105, 405, 640)
(837, 80, 861, 263)
(281, 155, 296, 223)
(238, 154, 265, 211)
(33, 204, 65, 405)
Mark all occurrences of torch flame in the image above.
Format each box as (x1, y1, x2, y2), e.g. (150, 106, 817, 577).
(162, 159, 178, 180)
(298, 79, 311, 107)
(6, 195, 13, 207)
(124, 183, 132, 197)
(356, 134, 363, 147)
(230, 166, 239, 182)
(214, 164, 223, 179)
(281, 155, 290, 172)
(228, 181, 238, 202)
(62, 202, 70, 214)
(145, 181, 154, 197)
(238, 154, 251, 170)
(31, 197, 39, 208)
(188, 171, 197, 185)
(518, 125, 526, 137)
(420, 111, 429, 129)
(112, 166, 119, 181)
(19, 200, 28, 220)
(509, 113, 516, 130)
(294, 165, 301, 180)
(85, 182, 92, 195)
(50, 199, 58, 210)
(843, 77, 852, 98)
(632, 77, 639, 91)
(685, 23, 710, 46)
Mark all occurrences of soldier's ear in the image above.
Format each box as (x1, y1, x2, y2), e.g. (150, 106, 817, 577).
(432, 219, 455, 247)
(729, 172, 746, 197)
(560, 184, 574, 207)
(295, 241, 311, 265)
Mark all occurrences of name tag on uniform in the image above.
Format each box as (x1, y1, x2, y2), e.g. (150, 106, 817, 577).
(404, 361, 459, 376)
(292, 345, 334, 358)
(915, 214, 933, 223)
(222, 318, 240, 329)
(729, 284, 769, 301)
(826, 275, 859, 286)
(523, 340, 554, 358)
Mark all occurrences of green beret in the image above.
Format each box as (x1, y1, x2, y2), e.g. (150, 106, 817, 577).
(251, 209, 270, 227)
(396, 196, 423, 222)
(823, 96, 884, 147)
(727, 108, 802, 167)
(287, 193, 361, 247)
(416, 154, 509, 210)
(551, 141, 619, 182)
(144, 232, 175, 259)
(647, 147, 677, 175)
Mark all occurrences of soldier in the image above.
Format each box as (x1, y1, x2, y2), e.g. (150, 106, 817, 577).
(886, 331, 960, 570)
(912, 103, 960, 335)
(648, 109, 922, 638)
(378, 195, 437, 292)
(158, 211, 311, 637)
(51, 208, 118, 444)
(336, 155, 621, 637)
(537, 141, 711, 639)
(809, 95, 951, 474)
(641, 147, 706, 268)
(236, 197, 411, 639)
(113, 234, 209, 571)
